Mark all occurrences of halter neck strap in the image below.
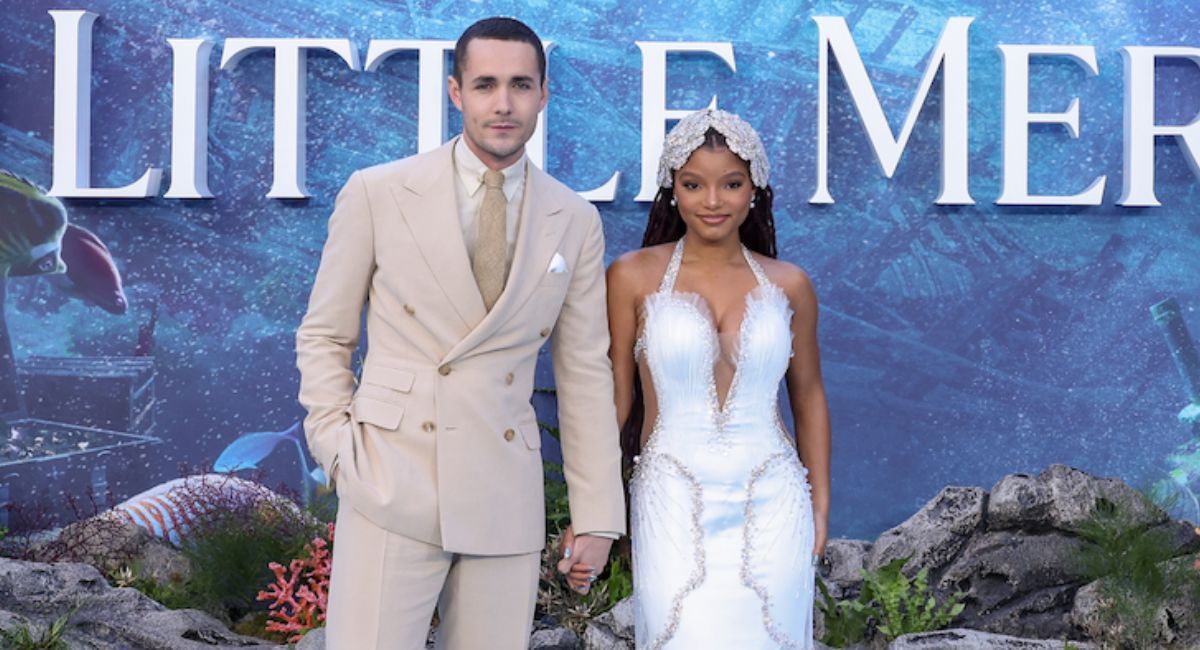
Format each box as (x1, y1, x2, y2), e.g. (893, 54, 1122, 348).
(656, 237, 768, 294)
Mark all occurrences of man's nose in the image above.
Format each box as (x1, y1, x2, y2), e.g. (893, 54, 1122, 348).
(494, 87, 512, 114)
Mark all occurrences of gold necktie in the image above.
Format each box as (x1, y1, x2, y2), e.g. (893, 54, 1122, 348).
(473, 169, 507, 310)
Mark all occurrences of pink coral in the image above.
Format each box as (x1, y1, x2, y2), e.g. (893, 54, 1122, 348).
(257, 522, 334, 642)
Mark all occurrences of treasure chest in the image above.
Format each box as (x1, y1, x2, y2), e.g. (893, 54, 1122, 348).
(0, 418, 161, 531)
(17, 356, 156, 436)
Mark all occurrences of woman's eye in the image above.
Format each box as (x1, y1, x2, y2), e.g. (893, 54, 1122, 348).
(727, 181, 743, 189)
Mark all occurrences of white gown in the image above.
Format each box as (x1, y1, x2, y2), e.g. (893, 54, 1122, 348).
(629, 237, 815, 649)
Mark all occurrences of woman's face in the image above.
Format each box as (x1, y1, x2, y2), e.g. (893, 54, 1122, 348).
(673, 146, 754, 244)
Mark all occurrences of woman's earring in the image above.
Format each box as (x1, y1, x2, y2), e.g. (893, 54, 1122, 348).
(750, 199, 757, 209)
(669, 197, 677, 207)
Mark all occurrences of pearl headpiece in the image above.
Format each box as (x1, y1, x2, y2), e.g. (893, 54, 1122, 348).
(656, 108, 770, 189)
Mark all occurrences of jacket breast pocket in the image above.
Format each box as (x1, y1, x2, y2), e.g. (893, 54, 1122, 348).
(360, 365, 415, 392)
(351, 396, 405, 431)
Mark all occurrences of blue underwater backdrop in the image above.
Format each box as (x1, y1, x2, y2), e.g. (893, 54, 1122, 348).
(0, 0, 1198, 539)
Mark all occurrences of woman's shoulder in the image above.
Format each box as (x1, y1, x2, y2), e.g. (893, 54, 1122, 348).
(751, 252, 817, 304)
(608, 243, 675, 290)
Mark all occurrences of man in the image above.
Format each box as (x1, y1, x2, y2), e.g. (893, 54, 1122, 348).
(295, 16, 625, 650)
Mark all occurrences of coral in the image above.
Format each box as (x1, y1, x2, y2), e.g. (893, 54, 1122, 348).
(256, 521, 334, 643)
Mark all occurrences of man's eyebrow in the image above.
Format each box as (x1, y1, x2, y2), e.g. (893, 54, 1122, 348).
(469, 75, 498, 85)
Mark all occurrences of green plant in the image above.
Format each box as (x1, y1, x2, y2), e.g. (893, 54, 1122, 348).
(117, 498, 319, 631)
(178, 507, 317, 625)
(860, 556, 965, 641)
(543, 459, 571, 535)
(0, 607, 75, 650)
(1075, 496, 1200, 649)
(816, 577, 872, 648)
(596, 553, 633, 604)
(127, 571, 199, 611)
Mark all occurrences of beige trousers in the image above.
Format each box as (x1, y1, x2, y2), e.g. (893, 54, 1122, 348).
(325, 504, 541, 649)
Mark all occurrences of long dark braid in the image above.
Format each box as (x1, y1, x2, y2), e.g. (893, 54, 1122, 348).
(620, 130, 780, 476)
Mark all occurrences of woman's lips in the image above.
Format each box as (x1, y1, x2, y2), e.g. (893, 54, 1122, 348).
(699, 214, 731, 225)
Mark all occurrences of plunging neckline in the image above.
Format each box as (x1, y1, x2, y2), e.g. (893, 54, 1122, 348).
(637, 237, 772, 417)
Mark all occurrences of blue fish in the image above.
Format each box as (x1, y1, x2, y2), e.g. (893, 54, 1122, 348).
(214, 421, 327, 502)
(213, 421, 303, 472)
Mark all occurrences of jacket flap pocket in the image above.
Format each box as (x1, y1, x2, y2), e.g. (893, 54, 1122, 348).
(352, 396, 405, 430)
(361, 365, 415, 392)
(518, 421, 543, 450)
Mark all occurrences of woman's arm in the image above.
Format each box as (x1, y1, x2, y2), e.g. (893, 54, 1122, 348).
(607, 253, 643, 431)
(782, 266, 832, 557)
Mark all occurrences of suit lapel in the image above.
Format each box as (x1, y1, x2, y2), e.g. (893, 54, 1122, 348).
(444, 164, 567, 362)
(390, 140, 487, 332)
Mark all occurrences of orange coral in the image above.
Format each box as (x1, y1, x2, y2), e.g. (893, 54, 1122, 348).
(257, 522, 334, 642)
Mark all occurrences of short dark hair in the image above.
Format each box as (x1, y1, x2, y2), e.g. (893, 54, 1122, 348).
(453, 17, 546, 85)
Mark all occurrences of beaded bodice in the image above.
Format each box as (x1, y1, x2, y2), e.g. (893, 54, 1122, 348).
(634, 237, 795, 456)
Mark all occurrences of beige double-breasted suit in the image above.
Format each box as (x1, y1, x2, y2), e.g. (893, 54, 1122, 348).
(295, 138, 625, 648)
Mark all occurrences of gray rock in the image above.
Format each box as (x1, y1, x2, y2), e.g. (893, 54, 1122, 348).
(868, 486, 986, 576)
(582, 624, 629, 650)
(813, 538, 870, 644)
(0, 558, 276, 649)
(988, 465, 1165, 534)
(583, 597, 634, 649)
(886, 628, 1096, 649)
(531, 626, 581, 649)
(822, 538, 872, 597)
(295, 627, 324, 650)
(143, 542, 192, 583)
(986, 473, 1053, 531)
(938, 530, 1086, 638)
(1146, 519, 1200, 556)
(1069, 580, 1105, 641)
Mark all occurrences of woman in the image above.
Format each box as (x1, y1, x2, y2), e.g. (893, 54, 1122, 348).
(566, 109, 830, 648)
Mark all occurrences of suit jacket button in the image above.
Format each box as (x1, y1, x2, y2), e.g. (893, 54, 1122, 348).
(505, 373, 514, 385)
(539, 327, 550, 337)
(503, 428, 515, 442)
(404, 303, 416, 315)
(438, 364, 451, 376)
(422, 421, 436, 432)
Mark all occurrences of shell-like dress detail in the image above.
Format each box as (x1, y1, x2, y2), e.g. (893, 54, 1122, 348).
(630, 237, 815, 649)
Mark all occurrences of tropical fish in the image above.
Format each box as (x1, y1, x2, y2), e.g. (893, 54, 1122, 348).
(214, 421, 327, 500)
(59, 223, 127, 314)
(111, 473, 306, 546)
(0, 170, 67, 278)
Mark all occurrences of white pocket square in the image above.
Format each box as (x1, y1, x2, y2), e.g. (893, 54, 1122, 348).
(547, 252, 568, 274)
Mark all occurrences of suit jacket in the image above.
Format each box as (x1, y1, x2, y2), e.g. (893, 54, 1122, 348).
(295, 138, 626, 555)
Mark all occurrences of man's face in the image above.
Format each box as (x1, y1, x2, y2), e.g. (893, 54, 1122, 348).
(448, 38, 548, 170)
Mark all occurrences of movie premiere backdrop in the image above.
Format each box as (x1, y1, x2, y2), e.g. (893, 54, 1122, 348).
(0, 0, 1197, 540)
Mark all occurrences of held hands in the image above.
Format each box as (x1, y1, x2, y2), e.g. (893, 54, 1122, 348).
(557, 525, 613, 594)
